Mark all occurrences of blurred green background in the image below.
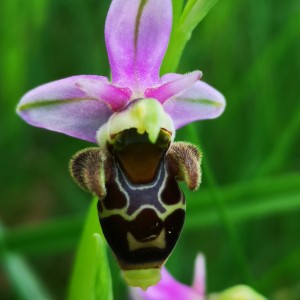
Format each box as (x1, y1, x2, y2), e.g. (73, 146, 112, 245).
(1, 0, 300, 299)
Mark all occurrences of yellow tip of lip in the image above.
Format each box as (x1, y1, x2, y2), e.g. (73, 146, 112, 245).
(122, 268, 161, 290)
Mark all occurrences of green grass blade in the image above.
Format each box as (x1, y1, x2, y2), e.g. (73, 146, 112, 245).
(186, 124, 253, 283)
(0, 226, 52, 300)
(187, 172, 300, 209)
(202, 157, 253, 284)
(93, 234, 113, 300)
(4, 215, 84, 256)
(3, 254, 53, 300)
(161, 0, 185, 73)
(3, 173, 300, 256)
(256, 102, 300, 177)
(2, 172, 300, 255)
(186, 190, 300, 229)
(257, 244, 300, 291)
(180, 0, 219, 33)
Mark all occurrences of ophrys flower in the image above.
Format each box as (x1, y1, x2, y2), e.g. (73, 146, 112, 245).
(16, 0, 225, 290)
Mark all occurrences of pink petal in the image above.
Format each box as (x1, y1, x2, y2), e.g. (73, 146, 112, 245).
(192, 254, 206, 295)
(75, 78, 132, 111)
(145, 71, 201, 103)
(163, 80, 226, 129)
(130, 268, 204, 300)
(105, 0, 172, 88)
(16, 76, 114, 142)
(160, 73, 182, 83)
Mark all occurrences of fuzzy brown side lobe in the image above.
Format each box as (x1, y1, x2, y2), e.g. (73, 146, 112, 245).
(69, 147, 111, 199)
(166, 142, 202, 190)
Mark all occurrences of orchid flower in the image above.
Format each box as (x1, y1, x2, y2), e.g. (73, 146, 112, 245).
(16, 0, 226, 290)
(130, 254, 268, 300)
(16, 0, 225, 141)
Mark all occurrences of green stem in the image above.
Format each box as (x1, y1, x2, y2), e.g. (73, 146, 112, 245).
(180, 0, 219, 33)
(203, 155, 254, 285)
(161, 0, 220, 73)
(161, 28, 190, 74)
(161, 0, 187, 74)
(186, 190, 300, 229)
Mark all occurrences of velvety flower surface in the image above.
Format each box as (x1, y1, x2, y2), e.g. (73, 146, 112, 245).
(16, 0, 225, 143)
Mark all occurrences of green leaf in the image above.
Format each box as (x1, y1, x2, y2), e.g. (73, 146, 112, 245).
(67, 198, 113, 300)
(93, 234, 113, 300)
(180, 0, 219, 33)
(161, 0, 188, 74)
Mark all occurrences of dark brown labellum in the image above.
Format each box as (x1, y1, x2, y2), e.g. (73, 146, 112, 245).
(69, 129, 201, 289)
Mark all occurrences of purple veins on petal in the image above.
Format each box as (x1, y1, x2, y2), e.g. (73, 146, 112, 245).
(16, 76, 114, 143)
(163, 80, 226, 130)
(105, 0, 172, 88)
